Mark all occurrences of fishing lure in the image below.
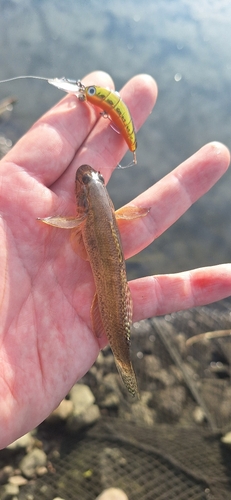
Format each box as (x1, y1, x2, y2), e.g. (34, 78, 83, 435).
(0, 75, 137, 168)
(48, 78, 137, 168)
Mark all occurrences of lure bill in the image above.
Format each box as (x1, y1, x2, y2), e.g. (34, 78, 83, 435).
(39, 165, 149, 397)
(0, 75, 137, 169)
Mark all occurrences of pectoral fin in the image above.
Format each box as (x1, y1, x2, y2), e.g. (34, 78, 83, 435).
(115, 206, 149, 220)
(38, 214, 86, 229)
(39, 214, 89, 260)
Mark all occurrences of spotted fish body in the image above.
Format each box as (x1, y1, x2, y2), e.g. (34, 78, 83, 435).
(76, 166, 138, 396)
(85, 85, 137, 154)
(40, 165, 149, 397)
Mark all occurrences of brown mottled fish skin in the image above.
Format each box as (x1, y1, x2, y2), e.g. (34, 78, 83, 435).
(75, 165, 139, 397)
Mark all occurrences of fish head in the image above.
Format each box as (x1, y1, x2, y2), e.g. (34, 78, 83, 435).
(75, 165, 105, 212)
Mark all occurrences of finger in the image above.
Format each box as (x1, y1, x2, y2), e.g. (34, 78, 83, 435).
(51, 73, 158, 197)
(130, 264, 231, 322)
(120, 142, 230, 259)
(3, 71, 114, 186)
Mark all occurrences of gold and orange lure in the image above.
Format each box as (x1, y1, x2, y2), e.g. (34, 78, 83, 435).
(48, 78, 137, 169)
(0, 75, 137, 169)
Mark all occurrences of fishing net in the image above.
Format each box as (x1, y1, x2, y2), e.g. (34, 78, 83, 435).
(1, 299, 231, 499)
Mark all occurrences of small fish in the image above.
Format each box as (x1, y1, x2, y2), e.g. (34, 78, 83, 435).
(48, 78, 137, 169)
(39, 165, 149, 397)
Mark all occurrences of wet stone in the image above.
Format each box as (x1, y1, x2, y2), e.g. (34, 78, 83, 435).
(9, 475, 28, 486)
(19, 448, 47, 479)
(96, 488, 129, 500)
(221, 431, 231, 445)
(100, 373, 120, 394)
(66, 383, 100, 432)
(0, 466, 14, 485)
(88, 365, 103, 385)
(130, 402, 156, 427)
(66, 404, 101, 433)
(7, 432, 34, 450)
(0, 482, 19, 499)
(193, 406, 206, 425)
(69, 384, 95, 413)
(96, 352, 115, 372)
(144, 355, 162, 379)
(140, 391, 153, 406)
(46, 399, 73, 423)
(99, 393, 120, 409)
(36, 466, 48, 476)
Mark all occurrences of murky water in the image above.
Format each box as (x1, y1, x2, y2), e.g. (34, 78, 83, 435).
(0, 0, 231, 279)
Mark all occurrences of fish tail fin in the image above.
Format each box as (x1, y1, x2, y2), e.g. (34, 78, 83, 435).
(115, 358, 139, 399)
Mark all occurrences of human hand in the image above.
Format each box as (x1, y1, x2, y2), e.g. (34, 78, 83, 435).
(0, 71, 230, 448)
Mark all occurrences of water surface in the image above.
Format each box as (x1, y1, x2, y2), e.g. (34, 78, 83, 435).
(0, 0, 231, 279)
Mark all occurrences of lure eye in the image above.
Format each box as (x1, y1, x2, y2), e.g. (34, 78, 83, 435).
(98, 172, 105, 184)
(82, 173, 91, 185)
(87, 86, 96, 96)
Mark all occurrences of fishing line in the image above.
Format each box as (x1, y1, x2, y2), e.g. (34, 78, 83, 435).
(0, 75, 50, 83)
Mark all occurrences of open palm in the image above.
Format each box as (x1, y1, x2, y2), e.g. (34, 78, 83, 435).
(0, 71, 230, 449)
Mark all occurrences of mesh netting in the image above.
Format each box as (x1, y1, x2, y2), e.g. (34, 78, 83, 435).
(1, 300, 231, 499)
(10, 421, 231, 500)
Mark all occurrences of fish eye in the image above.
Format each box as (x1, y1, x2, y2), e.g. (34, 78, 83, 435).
(82, 173, 91, 184)
(87, 86, 96, 96)
(98, 172, 105, 183)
